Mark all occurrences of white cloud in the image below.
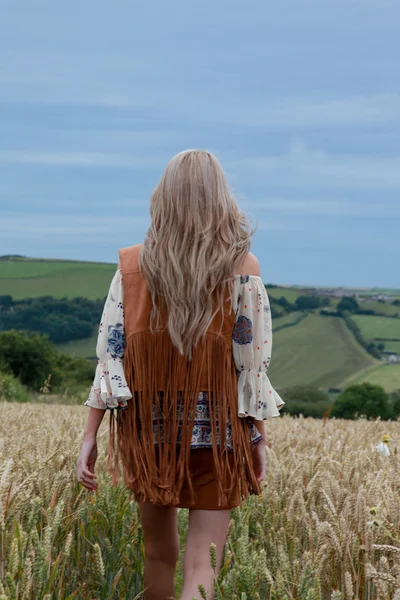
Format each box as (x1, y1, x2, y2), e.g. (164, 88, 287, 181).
(1, 213, 150, 236)
(251, 218, 305, 232)
(229, 140, 400, 190)
(222, 93, 400, 129)
(244, 198, 400, 217)
(0, 151, 164, 169)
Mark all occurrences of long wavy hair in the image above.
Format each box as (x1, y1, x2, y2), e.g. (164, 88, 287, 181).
(138, 149, 255, 359)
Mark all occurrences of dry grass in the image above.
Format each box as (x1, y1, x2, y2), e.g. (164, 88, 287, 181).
(1, 401, 400, 599)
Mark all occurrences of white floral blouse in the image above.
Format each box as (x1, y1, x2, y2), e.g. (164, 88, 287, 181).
(84, 271, 285, 446)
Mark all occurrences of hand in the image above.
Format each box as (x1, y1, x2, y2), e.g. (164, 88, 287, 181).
(251, 440, 267, 483)
(76, 436, 98, 491)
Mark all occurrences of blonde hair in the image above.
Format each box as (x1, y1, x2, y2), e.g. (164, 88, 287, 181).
(139, 149, 254, 358)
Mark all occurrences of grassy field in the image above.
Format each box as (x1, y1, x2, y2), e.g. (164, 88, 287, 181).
(352, 315, 400, 340)
(360, 300, 400, 317)
(265, 286, 301, 303)
(1, 401, 399, 598)
(57, 332, 98, 358)
(0, 257, 116, 300)
(268, 314, 378, 389)
(383, 340, 400, 354)
(345, 364, 400, 393)
(55, 313, 306, 359)
(57, 314, 398, 392)
(3, 256, 400, 392)
(268, 310, 305, 329)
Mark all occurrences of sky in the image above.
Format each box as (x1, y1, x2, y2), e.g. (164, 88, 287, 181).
(0, 0, 399, 288)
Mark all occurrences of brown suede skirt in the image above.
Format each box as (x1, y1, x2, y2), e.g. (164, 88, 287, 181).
(133, 447, 248, 510)
(171, 448, 241, 510)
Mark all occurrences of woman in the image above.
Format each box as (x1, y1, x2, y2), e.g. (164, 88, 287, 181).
(76, 149, 284, 600)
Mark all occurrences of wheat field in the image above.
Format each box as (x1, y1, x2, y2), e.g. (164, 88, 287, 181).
(1, 402, 400, 600)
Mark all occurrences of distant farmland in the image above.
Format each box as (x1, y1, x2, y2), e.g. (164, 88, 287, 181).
(0, 257, 116, 300)
(352, 314, 400, 340)
(268, 314, 378, 389)
(2, 255, 400, 393)
(345, 364, 400, 393)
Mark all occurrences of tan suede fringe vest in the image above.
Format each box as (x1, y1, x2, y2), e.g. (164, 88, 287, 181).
(108, 243, 260, 506)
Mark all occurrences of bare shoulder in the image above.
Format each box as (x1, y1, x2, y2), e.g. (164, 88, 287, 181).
(234, 251, 261, 276)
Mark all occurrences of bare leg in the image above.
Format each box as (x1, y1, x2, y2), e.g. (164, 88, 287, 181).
(138, 502, 180, 600)
(180, 509, 231, 600)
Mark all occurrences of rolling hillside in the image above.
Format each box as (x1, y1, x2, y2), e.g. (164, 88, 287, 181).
(58, 314, 384, 391)
(268, 314, 378, 389)
(352, 315, 400, 339)
(0, 257, 116, 300)
(1, 255, 400, 392)
(343, 364, 400, 393)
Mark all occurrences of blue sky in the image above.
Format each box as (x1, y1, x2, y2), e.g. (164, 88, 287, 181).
(1, 0, 399, 288)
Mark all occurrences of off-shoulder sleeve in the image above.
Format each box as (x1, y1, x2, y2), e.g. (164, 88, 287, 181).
(232, 275, 285, 420)
(84, 268, 132, 410)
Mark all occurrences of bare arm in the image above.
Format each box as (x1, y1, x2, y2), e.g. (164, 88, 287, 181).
(82, 407, 106, 440)
(253, 420, 266, 442)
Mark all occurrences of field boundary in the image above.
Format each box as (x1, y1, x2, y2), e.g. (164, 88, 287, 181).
(340, 363, 384, 388)
(342, 363, 400, 392)
(274, 312, 308, 333)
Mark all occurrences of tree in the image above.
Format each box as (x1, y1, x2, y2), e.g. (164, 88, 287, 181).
(0, 330, 59, 391)
(270, 305, 282, 319)
(276, 296, 290, 307)
(391, 390, 400, 419)
(330, 383, 391, 420)
(0, 329, 95, 393)
(53, 352, 95, 391)
(0, 295, 102, 344)
(295, 295, 321, 310)
(0, 372, 29, 403)
(0, 295, 13, 308)
(280, 385, 331, 418)
(282, 385, 329, 404)
(337, 297, 359, 313)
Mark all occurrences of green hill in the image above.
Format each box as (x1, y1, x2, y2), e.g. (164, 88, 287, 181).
(268, 314, 378, 389)
(2, 255, 400, 393)
(383, 341, 400, 354)
(266, 286, 302, 303)
(344, 364, 400, 393)
(0, 257, 116, 300)
(62, 313, 381, 391)
(358, 300, 400, 317)
(352, 315, 400, 340)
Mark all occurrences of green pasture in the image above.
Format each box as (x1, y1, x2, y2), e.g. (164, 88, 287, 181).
(352, 315, 400, 340)
(3, 257, 400, 394)
(273, 311, 304, 329)
(0, 258, 117, 300)
(345, 364, 400, 393)
(383, 340, 400, 354)
(57, 333, 98, 359)
(268, 314, 378, 389)
(358, 300, 400, 317)
(266, 286, 301, 303)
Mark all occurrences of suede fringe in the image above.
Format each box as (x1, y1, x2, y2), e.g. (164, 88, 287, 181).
(108, 330, 260, 506)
